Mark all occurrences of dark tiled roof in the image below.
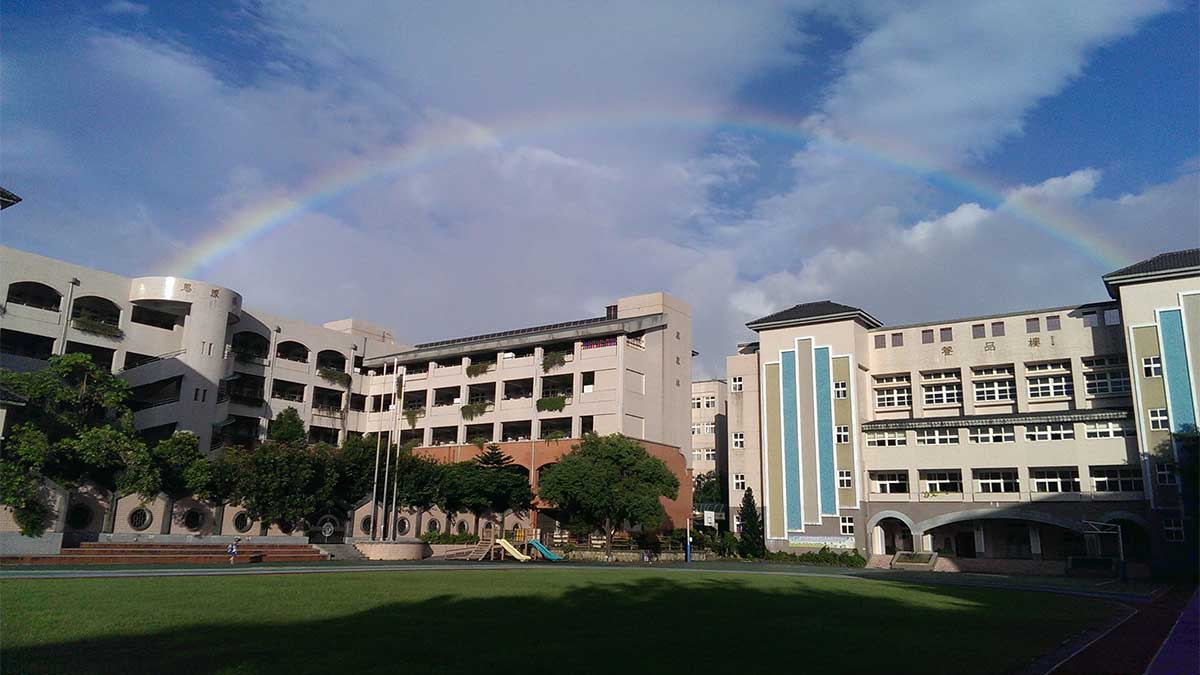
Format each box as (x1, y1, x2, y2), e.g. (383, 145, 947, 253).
(746, 300, 881, 330)
(1104, 249, 1199, 281)
(0, 187, 21, 210)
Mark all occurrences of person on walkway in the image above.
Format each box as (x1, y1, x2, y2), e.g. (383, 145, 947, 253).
(227, 537, 239, 564)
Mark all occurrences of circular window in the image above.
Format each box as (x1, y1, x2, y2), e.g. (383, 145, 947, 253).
(397, 517, 410, 536)
(66, 503, 93, 530)
(279, 520, 296, 535)
(182, 509, 204, 531)
(360, 516, 373, 535)
(456, 520, 469, 535)
(427, 519, 441, 534)
(128, 507, 153, 532)
(233, 511, 252, 533)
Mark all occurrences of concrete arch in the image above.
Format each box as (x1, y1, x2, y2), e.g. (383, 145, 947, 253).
(865, 510, 917, 534)
(1099, 510, 1150, 529)
(914, 507, 1082, 534)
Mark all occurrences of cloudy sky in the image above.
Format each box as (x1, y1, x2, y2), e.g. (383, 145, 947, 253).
(3, 1, 1197, 375)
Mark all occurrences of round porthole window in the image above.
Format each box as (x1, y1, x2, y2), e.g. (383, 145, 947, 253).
(233, 511, 253, 533)
(280, 520, 296, 535)
(66, 503, 93, 530)
(427, 519, 441, 534)
(182, 509, 204, 531)
(360, 516, 373, 535)
(397, 517, 410, 536)
(128, 507, 153, 532)
(456, 520, 469, 535)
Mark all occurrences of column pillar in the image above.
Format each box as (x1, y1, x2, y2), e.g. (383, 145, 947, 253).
(872, 524, 885, 555)
(918, 531, 933, 553)
(974, 522, 986, 558)
(1028, 523, 1042, 560)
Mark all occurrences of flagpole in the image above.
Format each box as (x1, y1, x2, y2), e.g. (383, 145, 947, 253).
(390, 358, 402, 540)
(380, 388, 394, 540)
(369, 409, 383, 541)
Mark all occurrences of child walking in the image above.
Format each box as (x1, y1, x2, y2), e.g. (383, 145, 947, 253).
(227, 537, 240, 564)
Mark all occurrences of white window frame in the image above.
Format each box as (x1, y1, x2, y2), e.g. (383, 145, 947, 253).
(1026, 423, 1075, 442)
(871, 471, 908, 494)
(730, 376, 743, 392)
(1028, 374, 1074, 398)
(834, 381, 848, 399)
(691, 397, 702, 409)
(875, 387, 912, 408)
(704, 448, 716, 461)
(703, 395, 717, 409)
(1085, 371, 1131, 396)
(835, 425, 850, 444)
(922, 470, 962, 493)
(915, 428, 959, 445)
(733, 473, 746, 491)
(732, 432, 745, 449)
(1085, 421, 1137, 438)
(691, 424, 702, 435)
(1142, 356, 1162, 378)
(838, 470, 852, 489)
(840, 516, 855, 535)
(974, 379, 1016, 402)
(1090, 467, 1144, 493)
(1149, 408, 1170, 431)
(866, 431, 907, 447)
(1031, 468, 1080, 493)
(968, 426, 1015, 444)
(975, 469, 1019, 494)
(923, 383, 963, 405)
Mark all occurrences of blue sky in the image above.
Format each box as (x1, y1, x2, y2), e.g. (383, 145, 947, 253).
(2, 1, 1197, 375)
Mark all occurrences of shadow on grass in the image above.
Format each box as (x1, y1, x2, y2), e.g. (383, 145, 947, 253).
(3, 575, 1113, 675)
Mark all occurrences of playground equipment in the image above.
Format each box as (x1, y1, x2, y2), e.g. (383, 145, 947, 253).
(443, 527, 496, 561)
(529, 540, 562, 561)
(496, 538, 531, 562)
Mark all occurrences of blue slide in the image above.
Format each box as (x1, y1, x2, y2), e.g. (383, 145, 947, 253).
(529, 540, 562, 561)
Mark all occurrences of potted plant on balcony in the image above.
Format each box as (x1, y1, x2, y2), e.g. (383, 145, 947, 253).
(72, 313, 124, 339)
(403, 406, 425, 429)
(460, 402, 488, 420)
(541, 350, 568, 373)
(317, 367, 352, 388)
(536, 395, 567, 412)
(466, 360, 494, 378)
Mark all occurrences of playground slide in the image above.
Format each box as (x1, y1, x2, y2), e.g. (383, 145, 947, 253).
(529, 540, 562, 561)
(496, 538, 531, 562)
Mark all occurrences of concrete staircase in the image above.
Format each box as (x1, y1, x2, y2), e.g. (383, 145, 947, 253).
(314, 543, 367, 561)
(0, 541, 329, 565)
(865, 554, 893, 569)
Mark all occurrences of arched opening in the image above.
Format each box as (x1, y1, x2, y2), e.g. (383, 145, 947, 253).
(7, 281, 62, 312)
(426, 519, 441, 534)
(873, 517, 913, 555)
(1106, 518, 1151, 561)
(231, 331, 270, 361)
(71, 295, 121, 328)
(275, 340, 309, 363)
(536, 463, 556, 488)
(316, 349, 346, 372)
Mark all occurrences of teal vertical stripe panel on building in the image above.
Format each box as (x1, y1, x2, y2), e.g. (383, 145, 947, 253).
(814, 347, 836, 515)
(781, 350, 803, 529)
(1159, 309, 1196, 431)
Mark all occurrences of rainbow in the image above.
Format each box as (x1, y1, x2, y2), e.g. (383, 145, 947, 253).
(168, 105, 1133, 277)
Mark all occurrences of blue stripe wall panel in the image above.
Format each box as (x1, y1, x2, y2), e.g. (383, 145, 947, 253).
(1160, 309, 1197, 431)
(780, 350, 803, 529)
(814, 347, 836, 515)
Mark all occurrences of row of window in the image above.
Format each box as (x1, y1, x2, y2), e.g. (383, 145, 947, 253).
(864, 421, 1146, 446)
(869, 464, 1169, 495)
(691, 448, 717, 461)
(691, 422, 716, 435)
(870, 310, 1121, 351)
(691, 394, 718, 409)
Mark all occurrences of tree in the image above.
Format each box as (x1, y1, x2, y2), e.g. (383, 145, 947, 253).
(151, 432, 212, 498)
(218, 442, 336, 528)
(537, 433, 679, 558)
(0, 353, 156, 535)
(736, 488, 765, 558)
(474, 445, 533, 531)
(333, 434, 378, 508)
(693, 470, 723, 506)
(267, 407, 306, 445)
(475, 444, 515, 469)
(395, 453, 442, 535)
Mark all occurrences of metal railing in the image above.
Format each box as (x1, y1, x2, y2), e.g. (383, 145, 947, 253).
(120, 348, 187, 373)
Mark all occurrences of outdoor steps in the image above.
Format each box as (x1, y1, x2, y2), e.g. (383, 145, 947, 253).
(0, 542, 330, 565)
(865, 554, 893, 570)
(314, 543, 367, 561)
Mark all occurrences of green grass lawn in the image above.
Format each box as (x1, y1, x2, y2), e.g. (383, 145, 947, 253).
(2, 568, 1117, 674)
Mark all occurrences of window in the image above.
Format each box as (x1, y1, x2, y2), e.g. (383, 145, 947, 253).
(975, 469, 1019, 493)
(1026, 317, 1040, 333)
(923, 383, 962, 405)
(1156, 462, 1177, 486)
(939, 327, 953, 342)
(1085, 421, 1137, 438)
(834, 381, 848, 399)
(731, 376, 743, 392)
(703, 395, 717, 409)
(692, 424, 702, 435)
(1142, 356, 1162, 378)
(974, 379, 1016, 402)
(1149, 408, 1170, 431)
(973, 365, 1014, 377)
(916, 428, 959, 445)
(922, 370, 958, 380)
(1082, 355, 1126, 369)
(1091, 467, 1143, 492)
(703, 422, 716, 434)
(1082, 311, 1099, 328)
(921, 329, 934, 344)
(923, 470, 962, 493)
(871, 471, 908, 494)
(1028, 375, 1073, 398)
(838, 470, 852, 488)
(991, 321, 1006, 337)
(582, 371, 595, 393)
(734, 474, 746, 491)
(836, 426, 849, 444)
(874, 334, 887, 349)
(866, 431, 907, 447)
(1026, 423, 1075, 442)
(1164, 519, 1185, 542)
(874, 374, 910, 385)
(840, 516, 855, 535)
(875, 387, 912, 408)
(1085, 371, 1131, 396)
(1032, 469, 1080, 493)
(972, 323, 986, 339)
(1046, 315, 1061, 331)
(691, 397, 701, 409)
(1104, 309, 1121, 326)
(891, 332, 903, 347)
(732, 432, 745, 449)
(969, 426, 1015, 443)
(705, 448, 716, 461)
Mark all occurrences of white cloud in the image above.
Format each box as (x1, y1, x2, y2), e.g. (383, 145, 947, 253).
(103, 1, 148, 16)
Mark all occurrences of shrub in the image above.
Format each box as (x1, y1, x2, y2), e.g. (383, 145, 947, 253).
(465, 361, 494, 378)
(72, 316, 124, 339)
(541, 351, 568, 373)
(460, 403, 488, 420)
(536, 395, 566, 412)
(542, 430, 567, 441)
(317, 367, 351, 388)
(420, 531, 479, 545)
(763, 546, 866, 568)
(403, 407, 425, 429)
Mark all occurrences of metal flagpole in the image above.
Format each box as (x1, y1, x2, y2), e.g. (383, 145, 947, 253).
(390, 359, 402, 540)
(369, 417, 383, 541)
(380, 398, 394, 541)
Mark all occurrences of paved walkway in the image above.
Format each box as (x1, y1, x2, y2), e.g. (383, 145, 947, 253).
(1146, 588, 1199, 675)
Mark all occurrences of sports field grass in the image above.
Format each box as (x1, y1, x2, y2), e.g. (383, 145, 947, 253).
(2, 568, 1117, 674)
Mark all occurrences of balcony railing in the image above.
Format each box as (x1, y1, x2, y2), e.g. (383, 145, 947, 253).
(313, 404, 343, 417)
(130, 396, 181, 412)
(120, 348, 187, 373)
(72, 316, 124, 339)
(271, 391, 304, 402)
(230, 392, 265, 407)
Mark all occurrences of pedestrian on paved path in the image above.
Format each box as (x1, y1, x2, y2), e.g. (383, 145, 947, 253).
(228, 537, 239, 564)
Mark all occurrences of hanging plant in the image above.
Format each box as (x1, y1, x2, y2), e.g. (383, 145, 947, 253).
(404, 407, 425, 429)
(461, 402, 488, 420)
(466, 361, 494, 378)
(72, 316, 124, 339)
(541, 350, 568, 373)
(317, 367, 352, 388)
(542, 430, 567, 441)
(536, 395, 566, 412)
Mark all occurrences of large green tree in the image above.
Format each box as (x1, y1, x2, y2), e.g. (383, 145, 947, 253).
(736, 488, 765, 558)
(217, 441, 336, 529)
(0, 354, 158, 535)
(267, 407, 306, 445)
(537, 433, 679, 558)
(151, 432, 212, 498)
(693, 470, 723, 506)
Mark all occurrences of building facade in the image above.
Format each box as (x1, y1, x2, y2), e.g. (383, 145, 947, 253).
(726, 249, 1198, 574)
(0, 245, 694, 544)
(690, 379, 727, 475)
